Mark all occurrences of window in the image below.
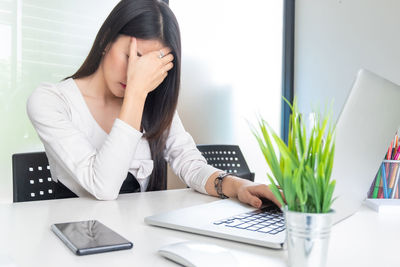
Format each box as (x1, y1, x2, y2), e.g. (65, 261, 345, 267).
(169, 0, 289, 183)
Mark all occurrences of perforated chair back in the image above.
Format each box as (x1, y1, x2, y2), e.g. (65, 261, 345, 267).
(196, 145, 255, 182)
(12, 152, 144, 202)
(12, 152, 77, 202)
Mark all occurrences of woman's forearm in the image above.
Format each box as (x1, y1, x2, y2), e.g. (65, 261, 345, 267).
(205, 171, 252, 198)
(119, 88, 147, 131)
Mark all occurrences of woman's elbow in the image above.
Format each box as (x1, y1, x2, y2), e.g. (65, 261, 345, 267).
(92, 188, 119, 201)
(88, 172, 120, 200)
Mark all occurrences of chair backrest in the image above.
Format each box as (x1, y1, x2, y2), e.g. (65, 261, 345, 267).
(12, 152, 143, 202)
(12, 152, 77, 202)
(196, 145, 255, 182)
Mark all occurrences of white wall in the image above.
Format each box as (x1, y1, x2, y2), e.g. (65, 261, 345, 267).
(295, 0, 400, 120)
(169, 0, 284, 186)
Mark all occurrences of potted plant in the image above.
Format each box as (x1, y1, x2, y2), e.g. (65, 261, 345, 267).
(251, 98, 336, 267)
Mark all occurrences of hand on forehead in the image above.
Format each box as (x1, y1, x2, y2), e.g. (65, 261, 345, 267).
(131, 37, 171, 57)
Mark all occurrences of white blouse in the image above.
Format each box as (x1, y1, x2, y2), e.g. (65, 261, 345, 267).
(26, 78, 219, 200)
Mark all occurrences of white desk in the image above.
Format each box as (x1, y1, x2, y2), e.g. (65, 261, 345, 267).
(0, 189, 399, 267)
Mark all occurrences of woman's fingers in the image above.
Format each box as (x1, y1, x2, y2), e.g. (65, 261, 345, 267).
(240, 184, 282, 208)
(161, 53, 174, 64)
(252, 185, 282, 208)
(245, 191, 263, 208)
(158, 47, 172, 59)
(263, 187, 283, 208)
(163, 62, 174, 73)
(156, 55, 173, 83)
(129, 37, 139, 62)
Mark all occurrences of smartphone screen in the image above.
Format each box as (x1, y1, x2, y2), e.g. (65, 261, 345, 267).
(51, 220, 133, 255)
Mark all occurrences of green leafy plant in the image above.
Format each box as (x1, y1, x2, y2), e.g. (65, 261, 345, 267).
(251, 98, 336, 213)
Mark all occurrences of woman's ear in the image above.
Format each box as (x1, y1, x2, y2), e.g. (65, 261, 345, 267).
(103, 43, 112, 56)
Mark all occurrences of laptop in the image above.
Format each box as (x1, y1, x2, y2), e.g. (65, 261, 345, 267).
(145, 69, 400, 249)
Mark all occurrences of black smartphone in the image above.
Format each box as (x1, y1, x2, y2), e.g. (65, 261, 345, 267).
(51, 220, 133, 256)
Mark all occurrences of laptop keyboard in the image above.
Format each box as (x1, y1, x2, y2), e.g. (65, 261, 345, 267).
(213, 205, 285, 235)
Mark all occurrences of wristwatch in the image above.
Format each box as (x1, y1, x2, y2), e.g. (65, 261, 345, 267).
(214, 172, 229, 199)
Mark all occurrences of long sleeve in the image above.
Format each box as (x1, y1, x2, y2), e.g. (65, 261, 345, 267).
(164, 112, 220, 194)
(27, 83, 143, 200)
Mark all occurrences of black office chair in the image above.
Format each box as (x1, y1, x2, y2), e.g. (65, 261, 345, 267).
(196, 145, 255, 182)
(12, 152, 142, 202)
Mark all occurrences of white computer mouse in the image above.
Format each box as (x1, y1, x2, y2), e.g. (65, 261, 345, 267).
(158, 241, 238, 267)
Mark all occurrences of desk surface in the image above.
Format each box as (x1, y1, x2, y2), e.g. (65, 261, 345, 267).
(0, 189, 399, 267)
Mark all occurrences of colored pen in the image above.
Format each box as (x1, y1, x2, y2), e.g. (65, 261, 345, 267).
(378, 172, 384, 199)
(391, 164, 400, 198)
(372, 168, 381, 198)
(389, 158, 400, 191)
(387, 141, 393, 160)
(384, 142, 393, 183)
(382, 163, 389, 198)
(394, 135, 399, 156)
(394, 150, 400, 161)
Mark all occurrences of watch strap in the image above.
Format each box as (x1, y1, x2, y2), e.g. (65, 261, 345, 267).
(214, 172, 229, 199)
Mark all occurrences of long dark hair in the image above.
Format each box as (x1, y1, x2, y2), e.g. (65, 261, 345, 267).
(67, 0, 181, 191)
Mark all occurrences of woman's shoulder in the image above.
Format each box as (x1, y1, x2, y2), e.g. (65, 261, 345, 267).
(26, 78, 75, 121)
(29, 78, 74, 100)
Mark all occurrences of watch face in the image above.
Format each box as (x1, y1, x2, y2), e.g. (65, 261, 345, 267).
(218, 172, 228, 178)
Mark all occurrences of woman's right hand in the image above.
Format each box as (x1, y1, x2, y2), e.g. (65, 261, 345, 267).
(126, 37, 174, 97)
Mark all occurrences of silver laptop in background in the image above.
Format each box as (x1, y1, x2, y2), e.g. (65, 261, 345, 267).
(145, 69, 400, 249)
(330, 69, 400, 223)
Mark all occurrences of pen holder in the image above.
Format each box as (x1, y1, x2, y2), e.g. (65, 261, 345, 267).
(368, 160, 400, 199)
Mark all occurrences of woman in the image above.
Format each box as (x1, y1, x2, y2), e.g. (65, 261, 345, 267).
(27, 0, 279, 208)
